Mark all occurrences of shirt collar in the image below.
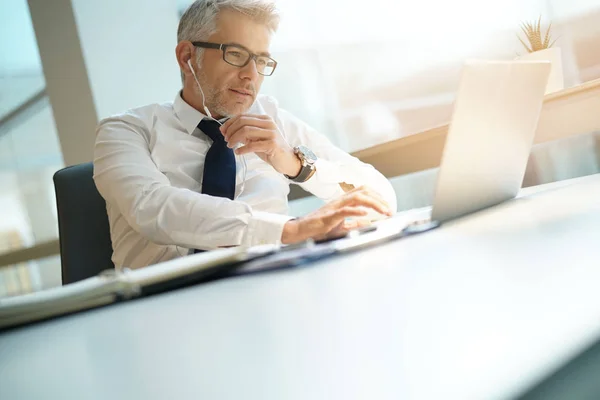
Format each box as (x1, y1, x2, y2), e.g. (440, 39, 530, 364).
(174, 90, 266, 135)
(173, 91, 206, 135)
(173, 91, 229, 135)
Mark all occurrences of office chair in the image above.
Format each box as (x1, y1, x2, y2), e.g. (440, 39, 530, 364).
(53, 162, 114, 284)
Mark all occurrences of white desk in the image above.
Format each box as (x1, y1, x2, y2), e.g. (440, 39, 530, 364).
(1, 174, 600, 400)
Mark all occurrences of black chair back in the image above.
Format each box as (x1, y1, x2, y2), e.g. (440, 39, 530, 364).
(53, 162, 114, 284)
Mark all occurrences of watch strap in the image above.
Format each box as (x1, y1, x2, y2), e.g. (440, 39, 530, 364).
(285, 146, 317, 183)
(288, 163, 315, 183)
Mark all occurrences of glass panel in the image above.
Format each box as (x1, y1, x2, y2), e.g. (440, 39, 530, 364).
(547, 0, 600, 83)
(0, 0, 45, 118)
(0, 104, 64, 295)
(0, 0, 64, 292)
(260, 0, 558, 152)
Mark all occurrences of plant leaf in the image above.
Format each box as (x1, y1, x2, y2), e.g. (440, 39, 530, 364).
(526, 22, 534, 35)
(542, 22, 551, 47)
(526, 22, 535, 48)
(518, 35, 533, 53)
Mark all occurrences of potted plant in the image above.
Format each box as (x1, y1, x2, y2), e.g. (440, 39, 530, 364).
(517, 16, 564, 94)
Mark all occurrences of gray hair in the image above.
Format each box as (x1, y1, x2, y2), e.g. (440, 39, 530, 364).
(178, 0, 280, 43)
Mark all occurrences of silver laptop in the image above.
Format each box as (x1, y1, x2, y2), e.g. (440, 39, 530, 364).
(359, 59, 552, 240)
(429, 59, 551, 223)
(338, 60, 552, 249)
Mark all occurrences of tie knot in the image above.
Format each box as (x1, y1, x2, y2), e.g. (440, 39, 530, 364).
(198, 119, 225, 144)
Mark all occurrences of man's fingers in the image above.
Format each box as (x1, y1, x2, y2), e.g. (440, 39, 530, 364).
(316, 221, 352, 242)
(362, 186, 388, 205)
(341, 186, 389, 210)
(347, 217, 373, 229)
(339, 192, 391, 216)
(221, 115, 274, 140)
(322, 206, 369, 228)
(350, 185, 388, 205)
(219, 114, 242, 133)
(296, 203, 379, 243)
(356, 193, 392, 215)
(227, 127, 273, 148)
(235, 139, 274, 155)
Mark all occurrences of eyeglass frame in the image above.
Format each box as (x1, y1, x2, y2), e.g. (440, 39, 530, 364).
(191, 41, 278, 76)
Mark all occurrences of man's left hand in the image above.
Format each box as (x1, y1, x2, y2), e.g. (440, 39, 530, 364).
(220, 114, 302, 177)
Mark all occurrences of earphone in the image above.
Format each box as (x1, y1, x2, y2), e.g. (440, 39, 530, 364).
(187, 58, 247, 199)
(188, 59, 214, 119)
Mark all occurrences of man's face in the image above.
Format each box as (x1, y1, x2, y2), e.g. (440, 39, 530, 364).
(194, 9, 272, 117)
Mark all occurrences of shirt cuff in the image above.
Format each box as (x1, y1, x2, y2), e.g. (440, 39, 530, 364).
(296, 158, 346, 200)
(245, 211, 295, 247)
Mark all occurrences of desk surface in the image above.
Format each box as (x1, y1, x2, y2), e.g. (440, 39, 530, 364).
(2, 174, 600, 400)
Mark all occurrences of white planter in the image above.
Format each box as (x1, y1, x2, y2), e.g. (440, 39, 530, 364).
(517, 47, 564, 94)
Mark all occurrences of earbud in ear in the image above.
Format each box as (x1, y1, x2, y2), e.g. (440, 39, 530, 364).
(187, 59, 196, 77)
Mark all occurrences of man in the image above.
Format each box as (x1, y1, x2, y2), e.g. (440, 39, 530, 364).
(93, 0, 397, 270)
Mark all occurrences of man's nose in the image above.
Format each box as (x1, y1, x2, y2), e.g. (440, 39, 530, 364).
(239, 58, 259, 81)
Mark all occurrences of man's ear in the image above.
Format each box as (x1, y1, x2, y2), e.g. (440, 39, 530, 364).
(176, 41, 195, 77)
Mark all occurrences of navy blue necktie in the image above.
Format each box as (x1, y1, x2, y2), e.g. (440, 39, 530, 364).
(193, 119, 236, 254)
(199, 118, 236, 200)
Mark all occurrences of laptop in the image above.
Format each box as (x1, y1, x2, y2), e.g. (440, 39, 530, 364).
(366, 59, 551, 227)
(329, 59, 553, 249)
(429, 59, 551, 223)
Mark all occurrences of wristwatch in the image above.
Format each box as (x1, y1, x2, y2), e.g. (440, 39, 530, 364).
(285, 145, 317, 183)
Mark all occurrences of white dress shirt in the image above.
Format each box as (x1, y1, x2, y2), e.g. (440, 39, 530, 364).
(93, 92, 397, 269)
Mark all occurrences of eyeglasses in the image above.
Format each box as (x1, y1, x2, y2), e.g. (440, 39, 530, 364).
(192, 41, 278, 76)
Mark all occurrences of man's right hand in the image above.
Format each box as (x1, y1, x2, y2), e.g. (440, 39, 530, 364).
(281, 186, 393, 245)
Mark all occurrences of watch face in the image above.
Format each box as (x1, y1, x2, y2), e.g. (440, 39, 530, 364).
(297, 145, 317, 164)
